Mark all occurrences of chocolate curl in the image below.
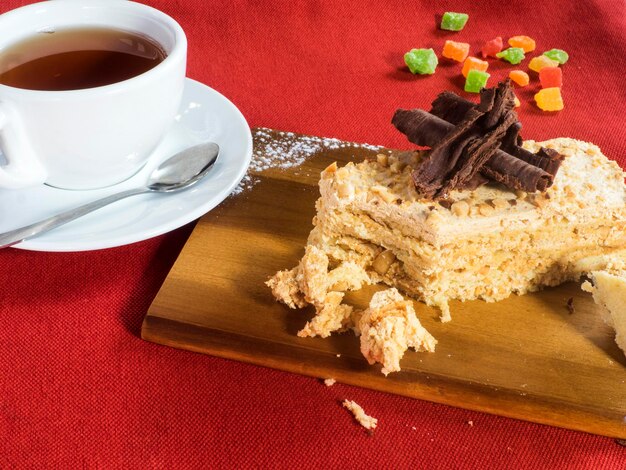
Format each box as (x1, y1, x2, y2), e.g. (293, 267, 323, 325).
(392, 108, 553, 197)
(431, 87, 512, 131)
(392, 109, 477, 197)
(430, 91, 475, 125)
(515, 147, 564, 177)
(482, 153, 550, 192)
(430, 88, 563, 177)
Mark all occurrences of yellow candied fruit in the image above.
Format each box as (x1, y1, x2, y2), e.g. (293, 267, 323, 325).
(528, 55, 559, 72)
(535, 87, 564, 111)
(514, 95, 521, 107)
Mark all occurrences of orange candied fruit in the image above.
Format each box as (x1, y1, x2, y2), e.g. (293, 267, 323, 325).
(509, 70, 530, 87)
(508, 35, 536, 53)
(528, 55, 559, 72)
(442, 40, 470, 62)
(462, 56, 489, 77)
(535, 87, 564, 111)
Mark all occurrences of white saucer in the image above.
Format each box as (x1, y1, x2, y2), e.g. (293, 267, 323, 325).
(0, 78, 252, 252)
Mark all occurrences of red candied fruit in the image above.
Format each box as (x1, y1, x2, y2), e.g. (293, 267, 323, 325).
(539, 66, 563, 88)
(481, 37, 503, 58)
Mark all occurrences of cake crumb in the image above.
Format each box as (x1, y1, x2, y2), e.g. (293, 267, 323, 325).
(336, 354, 341, 358)
(324, 378, 336, 387)
(342, 399, 378, 431)
(566, 297, 575, 314)
(467, 420, 474, 427)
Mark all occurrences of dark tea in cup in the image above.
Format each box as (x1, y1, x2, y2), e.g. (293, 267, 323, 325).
(0, 27, 167, 91)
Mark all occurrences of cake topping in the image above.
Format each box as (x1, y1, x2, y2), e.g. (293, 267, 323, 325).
(392, 80, 564, 199)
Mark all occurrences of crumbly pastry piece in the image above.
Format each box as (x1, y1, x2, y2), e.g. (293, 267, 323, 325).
(297, 291, 352, 338)
(323, 378, 336, 387)
(356, 288, 436, 375)
(582, 270, 626, 356)
(266, 245, 370, 338)
(342, 400, 378, 430)
(266, 268, 307, 309)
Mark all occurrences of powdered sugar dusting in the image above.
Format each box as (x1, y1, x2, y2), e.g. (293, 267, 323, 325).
(230, 128, 383, 195)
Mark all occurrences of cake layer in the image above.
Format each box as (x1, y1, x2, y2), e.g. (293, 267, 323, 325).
(314, 204, 626, 273)
(309, 224, 626, 317)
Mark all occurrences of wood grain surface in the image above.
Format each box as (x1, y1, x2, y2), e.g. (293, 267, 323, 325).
(142, 128, 626, 439)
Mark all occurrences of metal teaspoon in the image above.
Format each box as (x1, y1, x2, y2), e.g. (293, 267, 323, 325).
(0, 141, 220, 249)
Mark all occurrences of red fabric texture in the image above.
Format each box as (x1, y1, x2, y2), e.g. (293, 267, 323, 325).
(1, 1, 625, 468)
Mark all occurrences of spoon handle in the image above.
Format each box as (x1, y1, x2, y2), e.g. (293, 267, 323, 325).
(0, 187, 149, 249)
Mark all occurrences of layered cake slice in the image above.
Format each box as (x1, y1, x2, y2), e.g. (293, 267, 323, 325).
(304, 136, 626, 322)
(267, 81, 626, 372)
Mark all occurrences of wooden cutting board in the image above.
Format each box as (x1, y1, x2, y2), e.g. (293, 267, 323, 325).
(142, 128, 626, 439)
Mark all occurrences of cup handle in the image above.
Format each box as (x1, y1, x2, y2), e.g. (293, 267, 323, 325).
(0, 102, 47, 189)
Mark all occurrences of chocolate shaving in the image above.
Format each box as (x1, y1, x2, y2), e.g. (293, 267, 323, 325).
(394, 80, 564, 199)
(430, 91, 476, 126)
(430, 87, 563, 178)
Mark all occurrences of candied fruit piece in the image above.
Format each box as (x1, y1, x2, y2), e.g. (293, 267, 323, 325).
(514, 95, 521, 107)
(508, 35, 536, 53)
(539, 66, 562, 88)
(496, 47, 525, 64)
(528, 55, 559, 72)
(481, 37, 503, 58)
(509, 70, 530, 87)
(543, 49, 569, 64)
(535, 87, 564, 111)
(462, 56, 489, 77)
(404, 48, 438, 75)
(464, 69, 490, 93)
(442, 40, 470, 62)
(441, 12, 469, 31)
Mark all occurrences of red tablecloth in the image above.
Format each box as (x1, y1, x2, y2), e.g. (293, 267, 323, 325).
(1, 1, 625, 468)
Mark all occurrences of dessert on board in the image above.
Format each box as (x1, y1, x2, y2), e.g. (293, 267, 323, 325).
(267, 80, 626, 373)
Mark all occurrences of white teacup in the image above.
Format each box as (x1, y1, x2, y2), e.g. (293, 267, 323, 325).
(0, 0, 187, 190)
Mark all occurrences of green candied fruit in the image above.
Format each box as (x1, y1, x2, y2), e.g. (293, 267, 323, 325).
(464, 69, 490, 93)
(404, 48, 438, 75)
(496, 47, 525, 65)
(441, 12, 469, 31)
(543, 48, 569, 64)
